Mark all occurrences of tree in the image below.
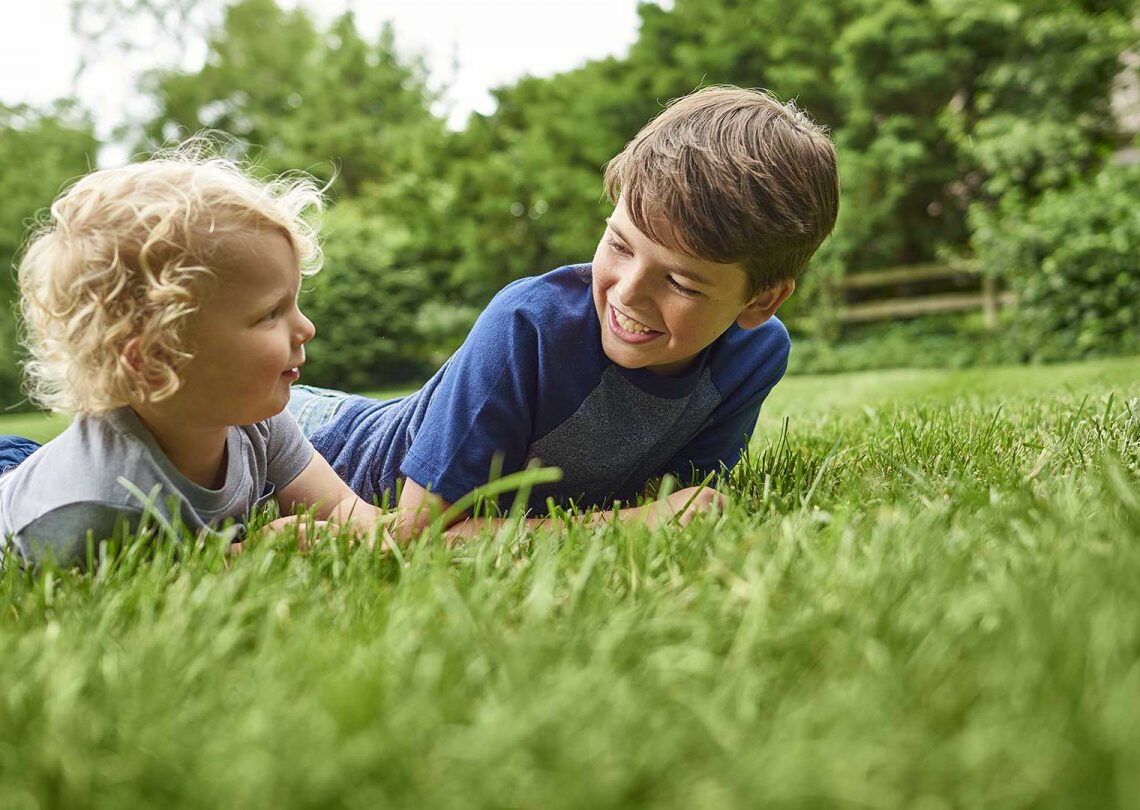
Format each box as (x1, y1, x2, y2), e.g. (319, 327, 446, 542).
(0, 102, 100, 409)
(140, 0, 445, 198)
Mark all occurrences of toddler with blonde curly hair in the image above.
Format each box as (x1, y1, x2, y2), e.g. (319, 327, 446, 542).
(0, 147, 386, 566)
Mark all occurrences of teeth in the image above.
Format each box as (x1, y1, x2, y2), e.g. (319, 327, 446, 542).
(614, 308, 653, 334)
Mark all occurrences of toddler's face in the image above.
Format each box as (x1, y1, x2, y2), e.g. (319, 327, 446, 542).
(590, 199, 762, 376)
(173, 228, 315, 428)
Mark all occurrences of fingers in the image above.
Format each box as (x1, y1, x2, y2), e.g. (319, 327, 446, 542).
(639, 485, 725, 529)
(230, 517, 393, 557)
(670, 485, 726, 527)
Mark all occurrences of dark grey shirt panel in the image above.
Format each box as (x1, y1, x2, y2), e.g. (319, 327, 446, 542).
(525, 365, 722, 504)
(14, 504, 139, 566)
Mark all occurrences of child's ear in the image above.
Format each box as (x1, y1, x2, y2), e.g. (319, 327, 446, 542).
(736, 279, 795, 330)
(122, 337, 145, 376)
(121, 337, 164, 391)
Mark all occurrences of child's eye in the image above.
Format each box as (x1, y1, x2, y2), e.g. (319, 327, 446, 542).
(607, 237, 632, 256)
(667, 277, 698, 296)
(261, 308, 281, 322)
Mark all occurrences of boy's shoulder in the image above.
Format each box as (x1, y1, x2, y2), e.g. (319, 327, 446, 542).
(0, 409, 305, 564)
(717, 314, 791, 358)
(462, 264, 599, 362)
(705, 316, 791, 399)
(484, 264, 595, 325)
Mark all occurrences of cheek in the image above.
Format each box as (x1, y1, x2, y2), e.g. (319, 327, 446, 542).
(667, 303, 718, 342)
(591, 239, 609, 266)
(591, 265, 614, 300)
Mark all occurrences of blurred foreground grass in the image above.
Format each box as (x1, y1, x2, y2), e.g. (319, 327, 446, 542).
(2, 356, 1140, 808)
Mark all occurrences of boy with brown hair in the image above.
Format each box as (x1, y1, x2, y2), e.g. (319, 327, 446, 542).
(291, 85, 840, 538)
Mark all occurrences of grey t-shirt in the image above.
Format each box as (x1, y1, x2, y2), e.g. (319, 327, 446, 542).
(0, 407, 314, 566)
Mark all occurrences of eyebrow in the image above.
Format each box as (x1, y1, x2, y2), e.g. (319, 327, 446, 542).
(606, 219, 713, 286)
(250, 283, 297, 316)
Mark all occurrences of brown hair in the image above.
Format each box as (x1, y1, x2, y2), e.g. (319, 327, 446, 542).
(604, 86, 839, 295)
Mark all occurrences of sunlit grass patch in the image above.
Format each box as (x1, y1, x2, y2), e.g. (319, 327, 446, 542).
(2, 356, 1140, 807)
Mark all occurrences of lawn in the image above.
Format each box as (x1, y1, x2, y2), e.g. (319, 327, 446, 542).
(2, 356, 1139, 808)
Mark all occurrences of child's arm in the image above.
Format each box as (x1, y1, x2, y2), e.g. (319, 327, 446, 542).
(275, 452, 388, 535)
(394, 477, 724, 543)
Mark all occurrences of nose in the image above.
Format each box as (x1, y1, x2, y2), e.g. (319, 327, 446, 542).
(295, 309, 316, 344)
(614, 261, 653, 307)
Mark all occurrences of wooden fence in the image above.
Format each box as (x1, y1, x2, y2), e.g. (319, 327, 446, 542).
(832, 264, 1015, 327)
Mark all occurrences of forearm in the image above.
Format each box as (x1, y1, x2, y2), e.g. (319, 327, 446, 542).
(393, 476, 718, 544)
(440, 486, 722, 540)
(256, 500, 391, 552)
(439, 502, 652, 540)
(322, 495, 392, 533)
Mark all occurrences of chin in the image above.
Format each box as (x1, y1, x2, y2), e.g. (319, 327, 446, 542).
(264, 398, 290, 421)
(239, 399, 287, 426)
(602, 345, 646, 370)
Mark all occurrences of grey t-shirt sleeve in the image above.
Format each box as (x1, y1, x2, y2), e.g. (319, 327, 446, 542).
(263, 409, 315, 490)
(11, 502, 141, 566)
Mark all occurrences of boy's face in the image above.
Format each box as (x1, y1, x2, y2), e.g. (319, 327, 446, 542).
(591, 198, 786, 376)
(172, 228, 315, 428)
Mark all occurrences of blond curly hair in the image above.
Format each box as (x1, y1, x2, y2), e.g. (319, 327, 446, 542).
(17, 143, 326, 414)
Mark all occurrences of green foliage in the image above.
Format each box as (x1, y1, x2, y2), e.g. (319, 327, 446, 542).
(971, 163, 1140, 361)
(4, 359, 1140, 806)
(0, 102, 100, 410)
(141, 0, 445, 197)
(300, 200, 478, 390)
(439, 59, 642, 301)
(835, 0, 1134, 272)
(954, 2, 1133, 204)
(788, 312, 1016, 374)
(1, 0, 1133, 400)
(628, 0, 846, 125)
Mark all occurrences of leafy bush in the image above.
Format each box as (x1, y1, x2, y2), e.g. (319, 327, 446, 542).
(970, 164, 1140, 361)
(0, 102, 99, 411)
(787, 313, 1015, 375)
(300, 201, 479, 392)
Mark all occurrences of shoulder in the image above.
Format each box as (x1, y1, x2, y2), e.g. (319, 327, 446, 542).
(459, 264, 598, 368)
(708, 315, 791, 396)
(0, 411, 148, 535)
(716, 315, 790, 363)
(235, 409, 313, 483)
(479, 264, 594, 329)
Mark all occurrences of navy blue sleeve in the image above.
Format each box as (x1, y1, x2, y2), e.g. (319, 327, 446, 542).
(399, 293, 540, 505)
(659, 327, 790, 484)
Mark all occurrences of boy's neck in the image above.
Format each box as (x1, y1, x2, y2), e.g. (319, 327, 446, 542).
(130, 404, 229, 489)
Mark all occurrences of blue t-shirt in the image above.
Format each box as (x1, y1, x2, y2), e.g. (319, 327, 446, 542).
(309, 264, 789, 510)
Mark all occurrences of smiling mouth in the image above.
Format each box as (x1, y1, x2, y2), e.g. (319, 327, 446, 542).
(609, 304, 662, 343)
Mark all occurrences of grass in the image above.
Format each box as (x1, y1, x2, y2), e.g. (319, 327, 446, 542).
(2, 355, 1140, 808)
(0, 410, 72, 444)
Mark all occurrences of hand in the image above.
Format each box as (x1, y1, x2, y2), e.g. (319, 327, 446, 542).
(228, 516, 330, 554)
(643, 485, 727, 529)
